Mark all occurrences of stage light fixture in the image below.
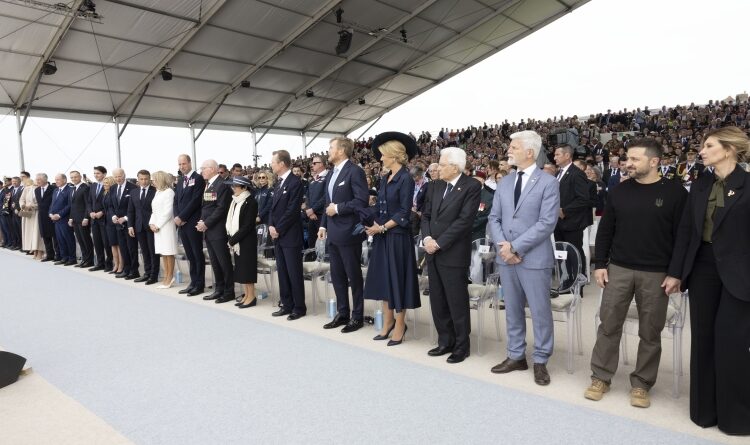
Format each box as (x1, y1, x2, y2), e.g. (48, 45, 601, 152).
(358, 97, 365, 105)
(336, 28, 353, 55)
(400, 29, 407, 43)
(160, 66, 172, 81)
(42, 61, 57, 75)
(241, 80, 250, 88)
(80, 0, 96, 13)
(305, 89, 314, 98)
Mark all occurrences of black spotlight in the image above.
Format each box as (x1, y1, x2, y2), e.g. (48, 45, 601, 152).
(336, 28, 353, 55)
(335, 7, 343, 23)
(400, 28, 407, 43)
(160, 66, 172, 81)
(305, 89, 314, 98)
(42, 61, 57, 76)
(358, 97, 365, 105)
(80, 0, 96, 13)
(240, 80, 250, 88)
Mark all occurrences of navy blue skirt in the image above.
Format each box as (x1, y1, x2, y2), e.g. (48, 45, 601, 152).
(364, 231, 420, 311)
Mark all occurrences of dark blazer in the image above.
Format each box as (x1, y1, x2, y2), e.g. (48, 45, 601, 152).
(320, 160, 368, 245)
(49, 185, 72, 220)
(557, 164, 595, 231)
(373, 167, 413, 235)
(668, 166, 750, 302)
(35, 184, 56, 237)
(127, 185, 156, 232)
(174, 171, 205, 224)
(472, 184, 495, 241)
(269, 173, 304, 248)
(69, 183, 91, 223)
(306, 173, 327, 217)
(255, 185, 273, 224)
(86, 182, 107, 217)
(421, 174, 482, 268)
(201, 177, 232, 241)
(110, 181, 137, 229)
(10, 185, 24, 215)
(658, 165, 678, 181)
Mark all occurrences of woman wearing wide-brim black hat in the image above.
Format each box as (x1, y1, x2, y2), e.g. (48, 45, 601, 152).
(362, 132, 421, 346)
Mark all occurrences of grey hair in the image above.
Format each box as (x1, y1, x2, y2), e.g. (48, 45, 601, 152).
(56, 173, 67, 182)
(510, 130, 542, 158)
(36, 173, 48, 181)
(428, 163, 438, 171)
(590, 166, 603, 181)
(439, 147, 467, 171)
(202, 159, 218, 169)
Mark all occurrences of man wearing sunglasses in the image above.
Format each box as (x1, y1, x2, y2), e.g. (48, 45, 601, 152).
(305, 156, 327, 245)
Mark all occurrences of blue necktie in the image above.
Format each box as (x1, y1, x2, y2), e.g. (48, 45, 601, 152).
(328, 167, 340, 199)
(514, 171, 524, 208)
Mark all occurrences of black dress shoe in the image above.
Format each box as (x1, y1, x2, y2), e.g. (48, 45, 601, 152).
(215, 296, 235, 304)
(203, 292, 221, 301)
(373, 323, 396, 341)
(89, 265, 104, 271)
(428, 345, 454, 357)
(323, 314, 350, 329)
(341, 319, 364, 333)
(447, 351, 470, 364)
(272, 308, 292, 317)
(533, 363, 551, 386)
(287, 312, 305, 321)
(145, 278, 158, 285)
(133, 276, 149, 283)
(491, 357, 529, 374)
(238, 299, 257, 309)
(387, 325, 407, 346)
(178, 287, 194, 295)
(64, 260, 77, 266)
(79, 262, 93, 268)
(124, 274, 140, 280)
(40, 258, 53, 262)
(104, 267, 113, 273)
(53, 260, 66, 265)
(108, 270, 119, 275)
(186, 288, 203, 297)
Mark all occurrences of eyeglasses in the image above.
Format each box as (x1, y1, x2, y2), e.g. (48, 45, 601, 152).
(312, 161, 323, 165)
(258, 176, 267, 179)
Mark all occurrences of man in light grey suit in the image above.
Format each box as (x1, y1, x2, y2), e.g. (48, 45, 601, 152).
(488, 130, 560, 386)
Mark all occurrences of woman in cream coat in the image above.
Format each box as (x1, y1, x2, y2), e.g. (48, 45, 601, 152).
(149, 171, 178, 288)
(19, 177, 44, 259)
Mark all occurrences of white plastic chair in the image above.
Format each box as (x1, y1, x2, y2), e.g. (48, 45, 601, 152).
(594, 289, 688, 398)
(301, 238, 329, 315)
(255, 224, 277, 305)
(467, 238, 500, 356)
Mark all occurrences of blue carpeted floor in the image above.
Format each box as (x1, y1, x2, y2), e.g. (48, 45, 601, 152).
(0, 251, 718, 444)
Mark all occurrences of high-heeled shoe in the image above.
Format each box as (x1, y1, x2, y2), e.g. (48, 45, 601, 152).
(387, 325, 408, 346)
(238, 298, 257, 309)
(373, 323, 396, 341)
(156, 278, 176, 289)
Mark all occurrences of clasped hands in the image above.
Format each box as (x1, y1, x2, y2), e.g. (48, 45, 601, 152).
(268, 226, 279, 239)
(364, 222, 383, 237)
(423, 237, 439, 254)
(498, 241, 521, 265)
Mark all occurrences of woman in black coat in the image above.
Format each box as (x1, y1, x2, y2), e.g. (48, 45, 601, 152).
(664, 126, 750, 435)
(225, 176, 258, 309)
(254, 171, 273, 225)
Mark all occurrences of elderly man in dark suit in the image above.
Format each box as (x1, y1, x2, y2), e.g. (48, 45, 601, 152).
(318, 137, 369, 332)
(87, 166, 112, 271)
(305, 155, 327, 245)
(197, 159, 234, 303)
(49, 174, 76, 265)
(68, 170, 94, 268)
(34, 173, 57, 261)
(269, 149, 306, 320)
(553, 144, 595, 275)
(128, 170, 159, 285)
(174, 154, 206, 296)
(110, 168, 138, 279)
(421, 147, 482, 363)
(8, 177, 23, 250)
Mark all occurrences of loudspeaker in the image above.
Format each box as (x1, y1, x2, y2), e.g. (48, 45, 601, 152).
(0, 351, 27, 389)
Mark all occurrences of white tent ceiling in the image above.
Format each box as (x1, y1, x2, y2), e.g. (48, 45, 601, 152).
(0, 0, 590, 137)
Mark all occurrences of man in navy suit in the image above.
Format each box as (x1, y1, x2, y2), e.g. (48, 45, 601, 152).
(606, 157, 627, 191)
(49, 173, 76, 265)
(34, 173, 57, 261)
(111, 168, 139, 279)
(305, 155, 327, 246)
(269, 149, 306, 320)
(128, 170, 159, 285)
(318, 137, 369, 332)
(87, 166, 112, 271)
(68, 170, 94, 267)
(174, 154, 206, 296)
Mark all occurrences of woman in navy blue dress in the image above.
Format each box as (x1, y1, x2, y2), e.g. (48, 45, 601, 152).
(364, 132, 420, 346)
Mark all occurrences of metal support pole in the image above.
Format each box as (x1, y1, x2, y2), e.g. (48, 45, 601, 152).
(189, 124, 197, 164)
(251, 129, 258, 167)
(355, 115, 383, 141)
(301, 131, 307, 158)
(113, 116, 122, 168)
(15, 109, 25, 171)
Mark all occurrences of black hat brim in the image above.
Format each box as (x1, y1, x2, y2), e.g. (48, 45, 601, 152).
(371, 132, 419, 161)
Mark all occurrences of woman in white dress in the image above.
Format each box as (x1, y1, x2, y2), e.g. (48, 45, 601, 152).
(19, 177, 44, 259)
(149, 171, 178, 288)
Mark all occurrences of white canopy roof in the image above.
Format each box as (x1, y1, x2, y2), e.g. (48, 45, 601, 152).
(0, 0, 589, 136)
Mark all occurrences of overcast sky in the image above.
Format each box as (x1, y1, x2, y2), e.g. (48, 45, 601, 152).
(2, 0, 749, 177)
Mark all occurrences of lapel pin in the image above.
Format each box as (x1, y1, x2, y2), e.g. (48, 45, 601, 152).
(728, 190, 735, 197)
(457, 187, 461, 191)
